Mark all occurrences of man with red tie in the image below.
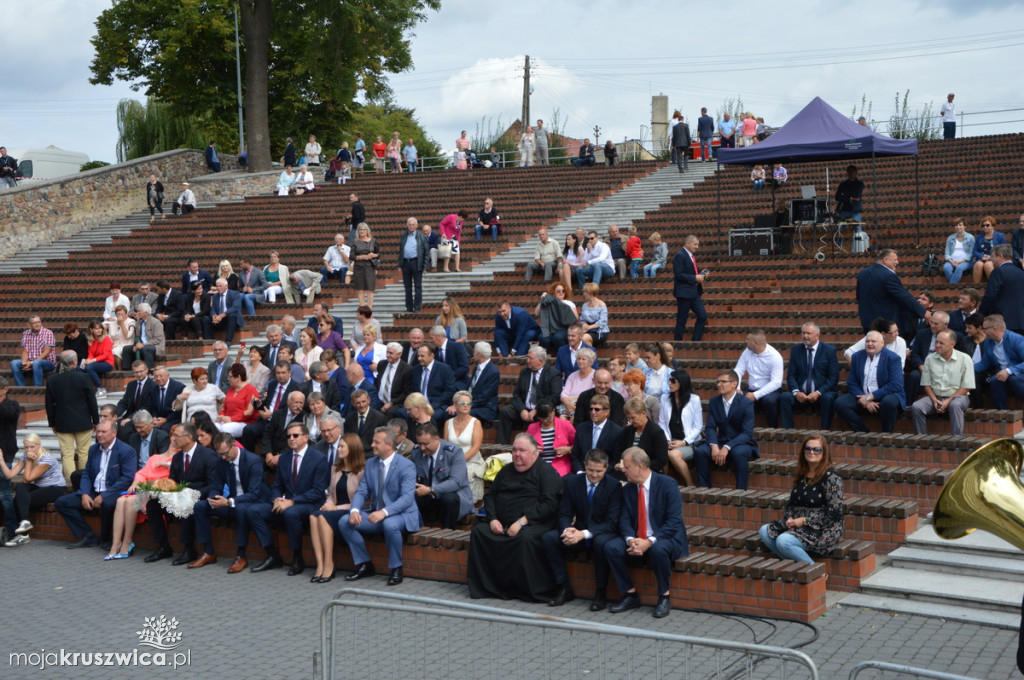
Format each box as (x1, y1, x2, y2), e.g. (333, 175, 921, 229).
(672, 235, 708, 341)
(605, 447, 688, 619)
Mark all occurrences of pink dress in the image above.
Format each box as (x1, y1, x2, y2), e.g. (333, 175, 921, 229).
(455, 137, 471, 170)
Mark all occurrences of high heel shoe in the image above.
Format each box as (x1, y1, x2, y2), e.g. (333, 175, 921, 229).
(318, 569, 336, 584)
(310, 574, 322, 584)
(104, 554, 118, 561)
(113, 542, 135, 560)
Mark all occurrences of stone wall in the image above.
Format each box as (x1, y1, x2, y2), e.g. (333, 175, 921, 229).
(0, 149, 210, 260)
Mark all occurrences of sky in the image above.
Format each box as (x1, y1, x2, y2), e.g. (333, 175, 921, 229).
(2, 0, 1023, 163)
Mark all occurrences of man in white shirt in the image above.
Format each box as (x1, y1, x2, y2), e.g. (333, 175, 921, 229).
(940, 92, 956, 139)
(575, 231, 615, 289)
(734, 329, 784, 428)
(172, 182, 196, 216)
(320, 233, 350, 285)
(525, 226, 561, 282)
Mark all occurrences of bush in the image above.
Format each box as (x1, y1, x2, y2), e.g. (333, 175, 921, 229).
(80, 160, 111, 172)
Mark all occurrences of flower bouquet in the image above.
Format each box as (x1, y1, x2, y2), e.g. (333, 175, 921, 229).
(134, 478, 200, 518)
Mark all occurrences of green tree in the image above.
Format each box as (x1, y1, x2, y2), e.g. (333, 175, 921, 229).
(90, 0, 440, 171)
(115, 99, 207, 162)
(345, 102, 441, 166)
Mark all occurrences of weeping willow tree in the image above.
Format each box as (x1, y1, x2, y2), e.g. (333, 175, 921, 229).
(115, 99, 208, 162)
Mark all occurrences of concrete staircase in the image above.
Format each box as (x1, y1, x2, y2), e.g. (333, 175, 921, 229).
(839, 519, 1024, 629)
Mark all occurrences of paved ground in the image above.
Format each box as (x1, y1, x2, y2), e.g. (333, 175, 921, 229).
(2, 540, 1018, 679)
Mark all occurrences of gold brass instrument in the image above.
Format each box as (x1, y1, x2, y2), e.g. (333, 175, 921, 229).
(932, 438, 1024, 551)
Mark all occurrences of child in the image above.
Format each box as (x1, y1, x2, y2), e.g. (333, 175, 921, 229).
(643, 232, 668, 278)
(772, 162, 788, 185)
(751, 164, 765, 191)
(625, 225, 644, 278)
(624, 342, 649, 376)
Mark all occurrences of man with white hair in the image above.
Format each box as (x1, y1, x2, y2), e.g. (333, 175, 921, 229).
(834, 331, 905, 432)
(203, 278, 243, 345)
(375, 342, 413, 418)
(429, 325, 469, 390)
(320, 233, 350, 286)
(171, 182, 196, 216)
(281, 315, 301, 346)
(461, 342, 500, 424)
(123, 303, 164, 370)
(496, 346, 562, 444)
(905, 310, 963, 404)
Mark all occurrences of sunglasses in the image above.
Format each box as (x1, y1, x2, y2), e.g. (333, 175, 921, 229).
(287, 433, 304, 439)
(804, 446, 823, 454)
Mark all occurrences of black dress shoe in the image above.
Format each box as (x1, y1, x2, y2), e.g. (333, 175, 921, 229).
(548, 584, 576, 607)
(318, 570, 336, 584)
(250, 554, 284, 573)
(143, 546, 172, 562)
(171, 551, 197, 566)
(66, 535, 100, 549)
(287, 558, 306, 576)
(344, 562, 376, 582)
(590, 594, 608, 612)
(653, 596, 671, 619)
(386, 567, 403, 586)
(609, 592, 642, 613)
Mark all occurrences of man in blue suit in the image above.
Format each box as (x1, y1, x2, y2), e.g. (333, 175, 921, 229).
(542, 448, 622, 610)
(979, 245, 1024, 335)
(180, 258, 214, 294)
(246, 422, 328, 575)
(856, 249, 925, 333)
(494, 301, 540, 357)
(974, 314, 1024, 409)
(779, 322, 839, 430)
(461, 342, 500, 424)
(409, 344, 456, 416)
(203, 278, 243, 345)
(696, 370, 759, 489)
(399, 217, 429, 312)
(605, 447, 688, 619)
(341, 426, 422, 586)
(834, 331, 906, 432)
(555, 324, 595, 379)
(149, 367, 185, 432)
(410, 423, 473, 528)
(57, 420, 137, 549)
(430, 326, 470, 390)
(571, 394, 626, 479)
(673, 235, 708, 341)
(187, 432, 271, 571)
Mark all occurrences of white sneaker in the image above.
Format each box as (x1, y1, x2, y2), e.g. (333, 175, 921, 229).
(96, 388, 107, 397)
(5, 534, 30, 547)
(15, 519, 32, 535)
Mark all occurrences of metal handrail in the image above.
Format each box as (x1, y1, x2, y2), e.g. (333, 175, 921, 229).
(849, 660, 981, 680)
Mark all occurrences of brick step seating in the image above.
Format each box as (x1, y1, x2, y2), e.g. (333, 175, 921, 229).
(25, 503, 827, 622)
(755, 428, 983, 469)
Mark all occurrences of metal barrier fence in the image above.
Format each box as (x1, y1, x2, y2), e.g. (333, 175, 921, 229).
(849, 661, 981, 680)
(317, 588, 819, 680)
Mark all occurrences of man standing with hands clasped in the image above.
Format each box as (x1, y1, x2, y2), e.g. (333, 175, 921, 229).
(673, 235, 708, 341)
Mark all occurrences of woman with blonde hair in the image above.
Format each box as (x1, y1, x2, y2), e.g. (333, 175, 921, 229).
(218, 260, 239, 290)
(404, 392, 434, 431)
(435, 296, 468, 343)
(104, 439, 175, 560)
(350, 223, 379, 307)
(0, 433, 67, 545)
(445, 390, 485, 502)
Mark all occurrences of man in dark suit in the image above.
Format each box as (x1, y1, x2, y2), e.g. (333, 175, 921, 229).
(261, 391, 306, 467)
(605, 447, 688, 619)
(555, 324, 595, 379)
(573, 368, 626, 427)
(399, 217, 429, 312)
(148, 366, 185, 432)
(242, 361, 299, 452)
(671, 114, 692, 172)
(779, 322, 840, 430)
(187, 432, 272, 571)
(696, 369, 759, 489)
(494, 300, 541, 357)
(409, 343, 456, 417)
(345, 389, 389, 450)
(203, 278, 243, 345)
(457, 342, 500, 424)
(306, 301, 343, 337)
(56, 420, 137, 549)
(410, 423, 473, 529)
(834, 331, 906, 433)
(127, 410, 170, 466)
(45, 350, 100, 481)
(400, 328, 425, 366)
(856, 249, 925, 334)
(300, 361, 341, 412)
(496, 346, 562, 444)
(115, 360, 157, 441)
(980, 245, 1024, 334)
(244, 422, 329, 575)
(206, 341, 232, 393)
(142, 423, 219, 565)
(542, 448, 622, 609)
(261, 325, 298, 369)
(430, 326, 470, 390)
(340, 426, 422, 586)
(673, 235, 708, 341)
(376, 343, 413, 418)
(180, 258, 214, 294)
(154, 280, 184, 340)
(345, 362, 380, 414)
(948, 288, 981, 336)
(974, 315, 1024, 409)
(571, 394, 626, 478)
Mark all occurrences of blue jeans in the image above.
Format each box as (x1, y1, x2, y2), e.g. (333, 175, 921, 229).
(475, 225, 497, 240)
(239, 292, 261, 316)
(406, 160, 417, 172)
(753, 179, 764, 191)
(643, 263, 663, 278)
(629, 260, 641, 278)
(83, 361, 113, 387)
(700, 136, 712, 161)
(572, 157, 595, 168)
(759, 525, 814, 563)
(319, 266, 347, 286)
(575, 262, 613, 289)
(943, 261, 971, 283)
(11, 358, 55, 386)
(0, 475, 15, 534)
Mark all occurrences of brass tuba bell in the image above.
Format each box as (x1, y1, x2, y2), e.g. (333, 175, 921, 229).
(933, 438, 1024, 551)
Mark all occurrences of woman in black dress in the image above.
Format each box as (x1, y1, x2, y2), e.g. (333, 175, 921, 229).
(350, 222, 379, 308)
(146, 173, 164, 223)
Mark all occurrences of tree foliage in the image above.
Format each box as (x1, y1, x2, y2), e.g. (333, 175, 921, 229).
(115, 99, 207, 163)
(345, 102, 441, 161)
(90, 0, 441, 170)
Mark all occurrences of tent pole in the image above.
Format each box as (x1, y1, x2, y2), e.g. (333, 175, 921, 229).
(915, 155, 921, 246)
(716, 160, 722, 261)
(872, 151, 878, 244)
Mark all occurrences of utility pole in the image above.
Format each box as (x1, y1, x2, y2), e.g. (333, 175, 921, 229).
(521, 55, 531, 133)
(593, 125, 601, 145)
(234, 1, 245, 155)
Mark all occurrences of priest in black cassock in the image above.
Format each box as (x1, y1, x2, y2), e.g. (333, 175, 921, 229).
(467, 432, 562, 601)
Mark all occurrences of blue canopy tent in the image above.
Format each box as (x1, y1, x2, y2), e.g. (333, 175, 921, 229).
(714, 96, 920, 258)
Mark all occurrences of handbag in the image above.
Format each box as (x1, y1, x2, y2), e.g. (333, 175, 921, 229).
(921, 254, 941, 277)
(438, 238, 453, 259)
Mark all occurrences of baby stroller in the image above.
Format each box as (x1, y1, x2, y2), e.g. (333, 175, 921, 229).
(325, 157, 343, 182)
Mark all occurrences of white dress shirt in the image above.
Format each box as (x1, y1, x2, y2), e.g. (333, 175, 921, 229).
(734, 344, 784, 399)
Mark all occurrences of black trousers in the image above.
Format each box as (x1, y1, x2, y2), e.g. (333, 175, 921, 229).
(415, 491, 462, 529)
(401, 259, 423, 312)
